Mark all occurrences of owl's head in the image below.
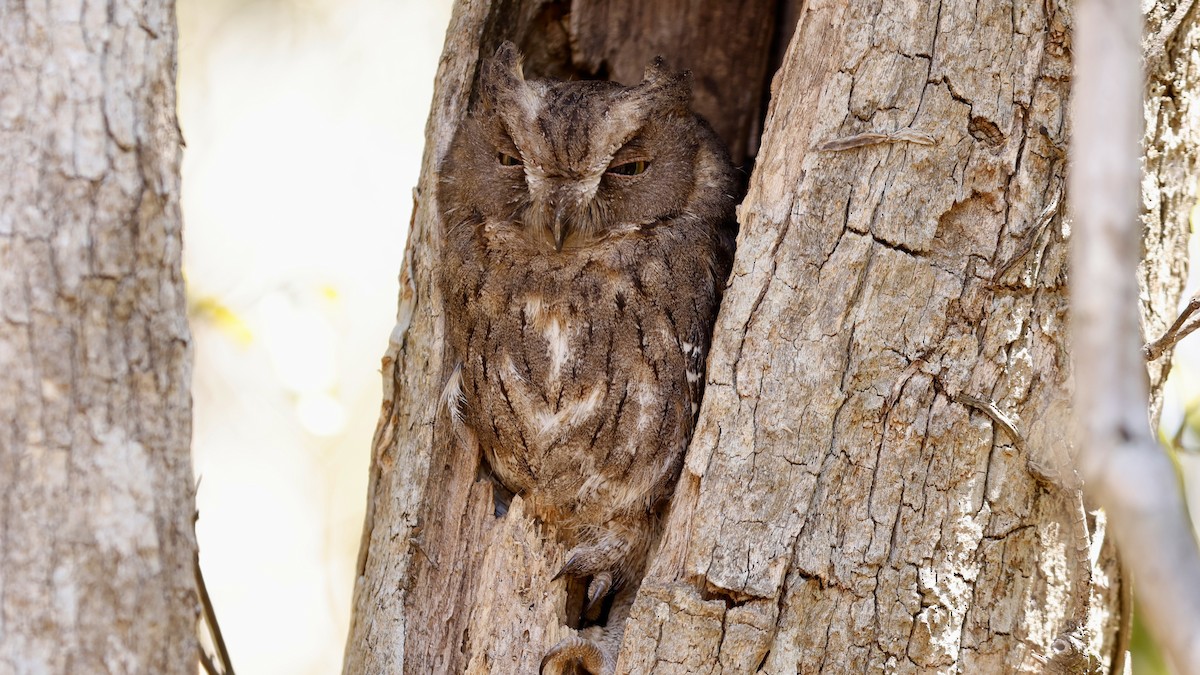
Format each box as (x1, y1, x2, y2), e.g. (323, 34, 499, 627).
(440, 42, 720, 252)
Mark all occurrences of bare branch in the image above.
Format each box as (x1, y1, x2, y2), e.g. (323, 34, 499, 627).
(1071, 0, 1200, 671)
(1144, 294, 1200, 360)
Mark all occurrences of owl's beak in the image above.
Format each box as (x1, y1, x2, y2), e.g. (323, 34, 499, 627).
(552, 212, 570, 252)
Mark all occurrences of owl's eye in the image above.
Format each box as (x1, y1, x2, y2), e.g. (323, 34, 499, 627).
(607, 160, 647, 176)
(498, 152, 523, 167)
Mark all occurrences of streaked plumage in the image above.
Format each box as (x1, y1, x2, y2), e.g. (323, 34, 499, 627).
(438, 42, 735, 674)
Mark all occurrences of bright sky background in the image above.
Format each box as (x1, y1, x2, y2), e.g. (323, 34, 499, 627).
(178, 1, 452, 672)
(174, 2, 1199, 673)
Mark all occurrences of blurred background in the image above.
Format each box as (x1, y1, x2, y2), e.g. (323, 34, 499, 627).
(176, 1, 1198, 672)
(178, 0, 451, 672)
(1141, 229, 1200, 674)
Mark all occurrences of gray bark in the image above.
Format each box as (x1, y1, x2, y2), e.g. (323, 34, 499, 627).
(0, 2, 196, 673)
(345, 1, 1198, 672)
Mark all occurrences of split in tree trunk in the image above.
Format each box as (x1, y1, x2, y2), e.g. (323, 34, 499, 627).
(345, 2, 1200, 672)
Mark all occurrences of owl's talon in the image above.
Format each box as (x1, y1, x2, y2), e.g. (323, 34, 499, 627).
(556, 541, 625, 579)
(551, 555, 577, 582)
(540, 635, 614, 675)
(585, 571, 612, 613)
(555, 542, 628, 608)
(553, 550, 598, 581)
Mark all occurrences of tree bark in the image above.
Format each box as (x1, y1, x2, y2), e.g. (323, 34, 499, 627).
(0, 3, 196, 673)
(345, 1, 1198, 672)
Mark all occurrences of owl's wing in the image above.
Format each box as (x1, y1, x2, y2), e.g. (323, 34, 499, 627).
(439, 211, 486, 358)
(680, 321, 709, 425)
(680, 226, 732, 426)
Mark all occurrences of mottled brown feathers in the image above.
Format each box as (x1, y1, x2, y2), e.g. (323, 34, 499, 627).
(437, 41, 735, 673)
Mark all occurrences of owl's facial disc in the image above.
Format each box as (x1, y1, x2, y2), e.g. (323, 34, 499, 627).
(469, 60, 699, 252)
(520, 168, 606, 251)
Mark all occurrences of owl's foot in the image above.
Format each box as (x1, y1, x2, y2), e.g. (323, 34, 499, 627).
(553, 543, 627, 611)
(584, 571, 612, 612)
(540, 635, 615, 675)
(553, 561, 613, 613)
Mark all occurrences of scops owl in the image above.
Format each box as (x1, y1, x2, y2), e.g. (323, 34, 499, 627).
(437, 42, 736, 673)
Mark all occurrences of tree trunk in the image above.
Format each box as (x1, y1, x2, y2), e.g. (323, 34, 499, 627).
(0, 3, 196, 673)
(345, 1, 1198, 673)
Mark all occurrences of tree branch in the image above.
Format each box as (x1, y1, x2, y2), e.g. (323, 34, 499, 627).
(1144, 294, 1200, 361)
(195, 548, 235, 675)
(1071, 1, 1200, 672)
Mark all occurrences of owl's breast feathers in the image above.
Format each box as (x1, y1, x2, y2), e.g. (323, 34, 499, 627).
(442, 220, 726, 520)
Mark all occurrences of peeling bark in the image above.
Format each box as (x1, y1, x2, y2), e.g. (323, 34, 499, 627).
(0, 2, 196, 673)
(345, 1, 1198, 673)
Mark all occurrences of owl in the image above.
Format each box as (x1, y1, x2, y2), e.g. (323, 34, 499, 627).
(437, 42, 736, 674)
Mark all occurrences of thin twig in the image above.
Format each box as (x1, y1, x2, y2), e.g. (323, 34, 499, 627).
(992, 188, 1062, 284)
(195, 549, 236, 675)
(1143, 295, 1200, 360)
(412, 538, 440, 570)
(952, 392, 1025, 450)
(1172, 402, 1193, 452)
(884, 353, 934, 413)
(818, 128, 935, 151)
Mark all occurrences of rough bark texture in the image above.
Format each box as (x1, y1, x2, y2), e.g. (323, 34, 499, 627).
(629, 2, 1102, 671)
(565, 0, 778, 165)
(0, 2, 196, 673)
(1141, 0, 1200, 661)
(345, 1, 1197, 673)
(1144, 0, 1200, 391)
(344, 3, 778, 672)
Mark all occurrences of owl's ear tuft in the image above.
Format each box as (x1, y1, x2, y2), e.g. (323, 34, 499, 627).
(634, 62, 692, 112)
(490, 41, 526, 82)
(480, 41, 530, 111)
(642, 56, 672, 83)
